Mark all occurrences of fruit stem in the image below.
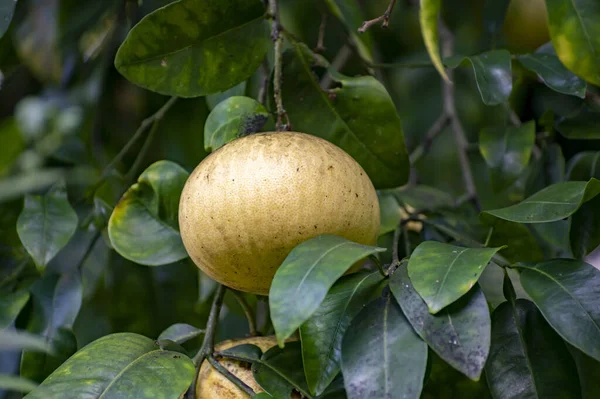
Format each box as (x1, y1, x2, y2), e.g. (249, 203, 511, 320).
(231, 290, 258, 336)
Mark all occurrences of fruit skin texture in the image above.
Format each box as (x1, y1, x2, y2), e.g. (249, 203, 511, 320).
(503, 0, 549, 53)
(195, 336, 296, 398)
(179, 132, 380, 295)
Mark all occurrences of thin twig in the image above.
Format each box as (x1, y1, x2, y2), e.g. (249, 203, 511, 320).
(315, 13, 327, 53)
(268, 0, 290, 131)
(231, 290, 257, 336)
(207, 356, 255, 397)
(76, 230, 102, 272)
(369, 255, 387, 278)
(439, 22, 479, 210)
(358, 0, 397, 33)
(124, 117, 160, 184)
(257, 59, 270, 105)
(409, 114, 449, 165)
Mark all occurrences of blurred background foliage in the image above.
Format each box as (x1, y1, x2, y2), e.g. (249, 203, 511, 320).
(1, 0, 599, 397)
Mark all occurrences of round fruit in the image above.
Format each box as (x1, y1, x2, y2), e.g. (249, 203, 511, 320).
(195, 336, 299, 399)
(503, 0, 549, 53)
(179, 132, 380, 295)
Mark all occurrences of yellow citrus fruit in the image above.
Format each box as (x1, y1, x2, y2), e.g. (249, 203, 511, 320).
(503, 0, 550, 53)
(179, 132, 380, 295)
(195, 336, 299, 399)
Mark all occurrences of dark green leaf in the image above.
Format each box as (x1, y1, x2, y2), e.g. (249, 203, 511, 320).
(546, 0, 600, 86)
(519, 259, 600, 361)
(158, 323, 204, 344)
(407, 241, 502, 313)
(389, 185, 454, 211)
(567, 152, 600, 181)
(377, 191, 406, 236)
(324, 0, 373, 62)
(486, 299, 580, 399)
(445, 50, 512, 105)
(483, 0, 510, 37)
(270, 235, 385, 346)
(253, 394, 274, 399)
(108, 160, 189, 266)
(568, 344, 600, 399)
(253, 342, 311, 398)
(518, 53, 587, 98)
(341, 295, 427, 399)
(390, 267, 490, 381)
(525, 143, 565, 197)
(204, 96, 270, 152)
(279, 41, 410, 189)
(24, 333, 195, 399)
(0, 330, 53, 353)
(420, 0, 449, 82)
(482, 219, 544, 263)
(114, 0, 269, 97)
(0, 290, 29, 329)
(17, 184, 78, 270)
(156, 339, 188, 355)
(206, 81, 247, 110)
(0, 375, 37, 394)
(479, 121, 535, 192)
(481, 178, 600, 223)
(219, 344, 263, 363)
(0, 118, 24, 176)
(300, 271, 384, 395)
(0, 0, 18, 38)
(555, 106, 600, 139)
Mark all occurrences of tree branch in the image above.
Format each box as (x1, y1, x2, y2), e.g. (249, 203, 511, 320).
(207, 356, 255, 397)
(409, 114, 449, 165)
(257, 59, 270, 105)
(358, 0, 397, 33)
(268, 0, 290, 131)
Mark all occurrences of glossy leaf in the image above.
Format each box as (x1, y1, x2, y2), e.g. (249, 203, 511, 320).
(17, 184, 78, 270)
(279, 41, 410, 189)
(0, 375, 37, 394)
(486, 299, 580, 399)
(479, 121, 535, 192)
(108, 160, 189, 266)
(419, 0, 449, 82)
(389, 185, 454, 211)
(219, 344, 263, 363)
(555, 106, 600, 139)
(519, 259, 600, 361)
(518, 53, 586, 98)
(567, 152, 600, 180)
(568, 345, 600, 399)
(446, 50, 512, 105)
(324, 0, 373, 62)
(390, 267, 490, 381)
(481, 178, 600, 223)
(407, 241, 501, 314)
(204, 96, 270, 152)
(24, 333, 195, 399)
(114, 0, 269, 97)
(0, 290, 29, 329)
(0, 330, 53, 353)
(253, 342, 311, 398)
(341, 295, 427, 399)
(377, 191, 408, 236)
(157, 323, 204, 344)
(270, 235, 384, 346)
(0, 0, 17, 38)
(546, 0, 600, 86)
(206, 81, 247, 110)
(300, 271, 384, 395)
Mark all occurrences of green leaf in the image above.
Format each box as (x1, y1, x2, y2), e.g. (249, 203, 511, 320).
(518, 259, 600, 361)
(279, 41, 410, 189)
(0, 0, 18, 38)
(525, 143, 565, 197)
(568, 344, 600, 399)
(204, 96, 270, 152)
(486, 299, 580, 399)
(518, 53, 587, 98)
(377, 191, 406, 236)
(270, 235, 385, 347)
(17, 184, 78, 270)
(206, 81, 247, 110)
(0, 375, 37, 394)
(253, 342, 311, 398)
(253, 394, 274, 399)
(445, 50, 512, 105)
(0, 330, 53, 354)
(108, 160, 189, 266)
(157, 323, 204, 344)
(24, 333, 195, 399)
(390, 267, 490, 381)
(482, 219, 544, 263)
(341, 294, 427, 399)
(407, 241, 502, 314)
(567, 152, 600, 181)
(324, 0, 373, 62)
(300, 271, 384, 395)
(482, 0, 510, 38)
(0, 117, 24, 177)
(481, 178, 600, 223)
(546, 0, 600, 86)
(479, 121, 535, 192)
(419, 0, 449, 82)
(21, 272, 82, 383)
(0, 290, 29, 329)
(114, 0, 269, 97)
(219, 344, 263, 363)
(555, 105, 600, 139)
